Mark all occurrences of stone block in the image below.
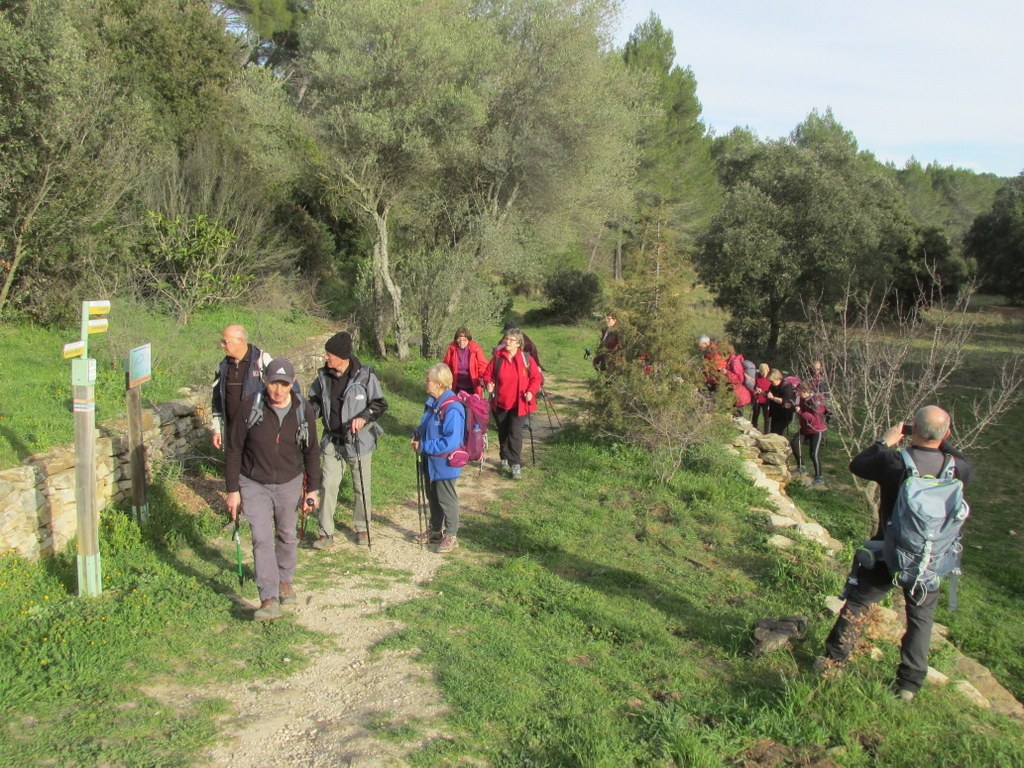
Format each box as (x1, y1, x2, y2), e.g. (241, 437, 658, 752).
(755, 434, 790, 452)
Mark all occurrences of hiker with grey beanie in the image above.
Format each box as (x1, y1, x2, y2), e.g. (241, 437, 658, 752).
(308, 332, 388, 548)
(225, 358, 320, 620)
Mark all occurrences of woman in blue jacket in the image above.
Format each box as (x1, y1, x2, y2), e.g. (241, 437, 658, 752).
(411, 363, 466, 553)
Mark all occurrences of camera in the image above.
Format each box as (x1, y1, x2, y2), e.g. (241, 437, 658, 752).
(901, 421, 913, 436)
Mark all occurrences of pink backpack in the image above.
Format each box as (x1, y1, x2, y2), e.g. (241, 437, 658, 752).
(437, 391, 490, 469)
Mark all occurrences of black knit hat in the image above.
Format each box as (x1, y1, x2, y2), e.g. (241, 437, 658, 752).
(325, 331, 353, 360)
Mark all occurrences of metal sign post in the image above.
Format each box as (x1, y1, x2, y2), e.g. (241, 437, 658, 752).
(63, 300, 111, 598)
(125, 344, 152, 525)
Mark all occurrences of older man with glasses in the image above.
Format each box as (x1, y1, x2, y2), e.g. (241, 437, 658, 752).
(211, 324, 274, 450)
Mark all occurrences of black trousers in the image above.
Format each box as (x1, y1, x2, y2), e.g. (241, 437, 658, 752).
(751, 401, 770, 433)
(824, 560, 939, 693)
(493, 408, 527, 466)
(770, 409, 793, 435)
(791, 431, 824, 477)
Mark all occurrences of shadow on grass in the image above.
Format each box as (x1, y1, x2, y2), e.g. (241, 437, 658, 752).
(463, 510, 757, 657)
(138, 483, 257, 620)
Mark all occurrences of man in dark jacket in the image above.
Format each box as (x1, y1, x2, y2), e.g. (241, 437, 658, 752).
(818, 405, 973, 700)
(226, 359, 320, 621)
(211, 324, 273, 450)
(308, 332, 388, 549)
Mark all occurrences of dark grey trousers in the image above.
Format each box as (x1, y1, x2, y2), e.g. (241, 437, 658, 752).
(493, 408, 527, 466)
(426, 477, 460, 536)
(240, 474, 302, 602)
(824, 560, 939, 693)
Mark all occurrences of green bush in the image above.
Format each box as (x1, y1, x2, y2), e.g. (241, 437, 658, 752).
(543, 268, 601, 321)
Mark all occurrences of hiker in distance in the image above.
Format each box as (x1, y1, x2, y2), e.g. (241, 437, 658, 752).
(411, 363, 465, 554)
(225, 359, 320, 621)
(592, 312, 620, 372)
(790, 381, 828, 485)
(442, 327, 488, 396)
(697, 335, 726, 393)
(483, 327, 542, 480)
(752, 363, 772, 434)
(211, 324, 273, 450)
(818, 405, 973, 701)
(766, 368, 797, 435)
(308, 331, 388, 549)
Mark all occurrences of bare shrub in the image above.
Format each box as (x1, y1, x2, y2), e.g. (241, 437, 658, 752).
(801, 276, 1024, 513)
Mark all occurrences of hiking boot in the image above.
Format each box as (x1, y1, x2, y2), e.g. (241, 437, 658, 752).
(312, 534, 334, 550)
(793, 466, 807, 475)
(499, 459, 510, 473)
(436, 534, 458, 554)
(279, 582, 296, 605)
(415, 529, 443, 545)
(895, 688, 916, 702)
(254, 599, 283, 621)
(355, 531, 369, 546)
(812, 476, 826, 486)
(511, 464, 522, 480)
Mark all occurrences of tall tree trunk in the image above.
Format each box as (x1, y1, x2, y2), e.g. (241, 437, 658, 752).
(614, 225, 624, 281)
(370, 208, 410, 359)
(0, 165, 53, 316)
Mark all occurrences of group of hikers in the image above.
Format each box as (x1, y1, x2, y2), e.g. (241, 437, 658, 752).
(212, 322, 543, 621)
(698, 335, 831, 485)
(213, 321, 974, 707)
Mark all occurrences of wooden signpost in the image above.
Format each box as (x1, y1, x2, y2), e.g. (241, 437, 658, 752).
(62, 299, 111, 598)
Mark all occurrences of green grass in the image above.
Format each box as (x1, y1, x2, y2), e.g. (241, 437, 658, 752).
(385, 428, 1024, 766)
(0, 471, 322, 767)
(2, 295, 1022, 765)
(0, 299, 329, 469)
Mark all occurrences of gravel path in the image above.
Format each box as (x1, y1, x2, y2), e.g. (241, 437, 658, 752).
(192, 341, 582, 766)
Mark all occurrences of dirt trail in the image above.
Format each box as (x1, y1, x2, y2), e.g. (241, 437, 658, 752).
(194, 351, 587, 767)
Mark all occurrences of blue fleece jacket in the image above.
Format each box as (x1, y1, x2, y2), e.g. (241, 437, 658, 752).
(417, 390, 466, 482)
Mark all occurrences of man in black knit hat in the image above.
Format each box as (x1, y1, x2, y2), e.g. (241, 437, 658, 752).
(308, 331, 388, 548)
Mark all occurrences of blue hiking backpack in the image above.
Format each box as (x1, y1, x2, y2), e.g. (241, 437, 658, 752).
(740, 358, 757, 392)
(883, 450, 969, 608)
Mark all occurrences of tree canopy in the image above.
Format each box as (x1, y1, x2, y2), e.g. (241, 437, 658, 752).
(0, 1, 1015, 345)
(695, 111, 912, 358)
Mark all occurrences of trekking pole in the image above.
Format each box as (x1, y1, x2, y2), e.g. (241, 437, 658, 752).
(356, 454, 372, 551)
(297, 476, 309, 541)
(541, 388, 562, 429)
(233, 517, 244, 588)
(415, 452, 425, 546)
(526, 414, 535, 466)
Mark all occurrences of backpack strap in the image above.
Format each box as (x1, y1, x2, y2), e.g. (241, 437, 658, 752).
(433, 395, 461, 419)
(246, 390, 309, 446)
(939, 454, 957, 479)
(898, 449, 920, 478)
(246, 391, 265, 429)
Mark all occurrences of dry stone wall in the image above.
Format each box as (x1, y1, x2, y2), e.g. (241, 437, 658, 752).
(0, 391, 209, 559)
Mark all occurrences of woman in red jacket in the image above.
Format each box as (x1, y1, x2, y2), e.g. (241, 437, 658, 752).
(724, 344, 753, 414)
(482, 328, 542, 480)
(442, 327, 488, 396)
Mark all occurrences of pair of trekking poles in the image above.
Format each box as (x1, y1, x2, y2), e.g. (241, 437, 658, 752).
(291, 448, 372, 551)
(524, 387, 562, 466)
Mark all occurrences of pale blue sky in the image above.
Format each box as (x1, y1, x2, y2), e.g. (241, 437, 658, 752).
(615, 1, 1023, 177)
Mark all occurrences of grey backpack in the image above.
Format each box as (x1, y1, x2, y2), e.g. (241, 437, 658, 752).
(883, 450, 969, 607)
